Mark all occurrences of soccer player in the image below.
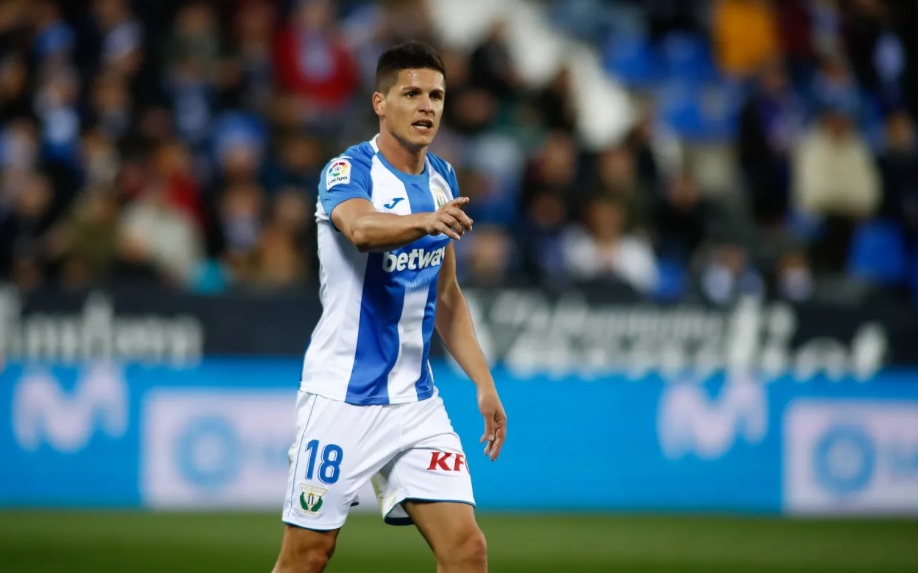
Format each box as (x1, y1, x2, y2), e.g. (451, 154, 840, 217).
(272, 42, 507, 573)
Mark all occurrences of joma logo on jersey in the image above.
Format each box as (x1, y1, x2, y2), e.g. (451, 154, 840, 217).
(382, 246, 446, 273)
(428, 452, 466, 472)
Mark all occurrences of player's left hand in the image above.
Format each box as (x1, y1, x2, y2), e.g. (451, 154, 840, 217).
(477, 384, 506, 461)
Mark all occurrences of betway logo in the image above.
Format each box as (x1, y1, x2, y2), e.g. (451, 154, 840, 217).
(382, 246, 446, 273)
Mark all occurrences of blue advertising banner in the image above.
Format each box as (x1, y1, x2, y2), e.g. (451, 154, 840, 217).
(2, 359, 917, 515)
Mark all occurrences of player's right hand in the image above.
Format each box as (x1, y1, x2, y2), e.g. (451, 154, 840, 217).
(425, 197, 473, 240)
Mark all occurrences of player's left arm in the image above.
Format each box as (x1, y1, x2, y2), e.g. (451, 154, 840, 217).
(435, 243, 506, 461)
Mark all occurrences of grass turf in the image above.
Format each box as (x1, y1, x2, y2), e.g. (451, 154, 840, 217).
(0, 511, 916, 572)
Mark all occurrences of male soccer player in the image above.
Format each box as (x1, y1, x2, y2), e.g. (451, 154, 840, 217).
(272, 42, 507, 573)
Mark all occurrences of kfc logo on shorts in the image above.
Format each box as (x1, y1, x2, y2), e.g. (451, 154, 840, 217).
(427, 451, 466, 472)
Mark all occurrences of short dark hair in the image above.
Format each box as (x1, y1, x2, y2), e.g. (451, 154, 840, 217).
(375, 41, 445, 93)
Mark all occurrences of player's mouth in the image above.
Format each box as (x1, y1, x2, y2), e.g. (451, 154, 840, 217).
(411, 119, 434, 133)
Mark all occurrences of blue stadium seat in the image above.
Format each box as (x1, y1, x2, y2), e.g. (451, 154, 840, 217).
(653, 258, 688, 302)
(657, 80, 741, 142)
(660, 33, 719, 86)
(602, 34, 663, 89)
(847, 220, 907, 286)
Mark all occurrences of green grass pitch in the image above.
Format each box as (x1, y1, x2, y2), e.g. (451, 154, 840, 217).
(1, 511, 916, 572)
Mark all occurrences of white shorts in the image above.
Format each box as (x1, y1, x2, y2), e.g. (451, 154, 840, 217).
(281, 391, 475, 531)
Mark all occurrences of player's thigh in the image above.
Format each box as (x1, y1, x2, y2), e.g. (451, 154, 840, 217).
(403, 501, 486, 561)
(372, 397, 475, 523)
(282, 391, 398, 531)
(274, 524, 339, 573)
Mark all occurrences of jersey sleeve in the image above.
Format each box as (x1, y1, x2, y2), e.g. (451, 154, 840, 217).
(318, 157, 372, 218)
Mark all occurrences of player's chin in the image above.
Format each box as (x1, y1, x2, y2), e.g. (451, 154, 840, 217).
(408, 125, 438, 145)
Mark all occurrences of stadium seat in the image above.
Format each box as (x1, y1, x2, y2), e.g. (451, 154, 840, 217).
(602, 34, 663, 89)
(847, 219, 907, 286)
(660, 33, 719, 86)
(657, 80, 741, 142)
(653, 258, 688, 302)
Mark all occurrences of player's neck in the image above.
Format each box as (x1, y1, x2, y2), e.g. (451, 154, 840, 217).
(377, 130, 427, 175)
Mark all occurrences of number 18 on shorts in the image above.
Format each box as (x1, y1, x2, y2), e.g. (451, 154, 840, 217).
(281, 391, 476, 530)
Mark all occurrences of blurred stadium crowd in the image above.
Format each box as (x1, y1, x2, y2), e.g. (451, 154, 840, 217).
(1, 0, 918, 305)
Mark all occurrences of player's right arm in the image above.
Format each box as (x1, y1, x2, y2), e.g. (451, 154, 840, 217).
(332, 197, 473, 252)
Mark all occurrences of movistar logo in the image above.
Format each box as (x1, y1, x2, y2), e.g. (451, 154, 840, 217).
(383, 197, 405, 209)
(382, 246, 447, 273)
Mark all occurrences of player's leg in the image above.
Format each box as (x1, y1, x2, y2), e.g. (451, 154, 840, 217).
(371, 394, 484, 571)
(276, 391, 399, 572)
(404, 500, 487, 573)
(272, 525, 339, 573)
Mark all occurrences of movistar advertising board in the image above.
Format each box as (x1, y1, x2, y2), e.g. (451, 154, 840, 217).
(3, 359, 917, 515)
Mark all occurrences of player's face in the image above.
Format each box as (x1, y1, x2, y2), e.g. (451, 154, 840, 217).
(379, 68, 445, 151)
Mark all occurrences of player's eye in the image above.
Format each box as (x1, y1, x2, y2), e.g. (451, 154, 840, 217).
(405, 91, 418, 98)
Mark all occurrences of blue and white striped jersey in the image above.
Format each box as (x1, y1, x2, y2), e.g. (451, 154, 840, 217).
(300, 135, 460, 405)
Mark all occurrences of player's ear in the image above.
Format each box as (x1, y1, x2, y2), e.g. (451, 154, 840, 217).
(372, 92, 385, 117)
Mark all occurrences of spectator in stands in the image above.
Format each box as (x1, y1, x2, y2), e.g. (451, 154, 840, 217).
(274, 0, 358, 129)
(590, 144, 650, 234)
(651, 170, 722, 266)
(163, 2, 222, 88)
(458, 225, 518, 288)
(841, 0, 905, 109)
(534, 65, 577, 134)
(80, 129, 120, 191)
(247, 222, 307, 289)
(0, 54, 30, 124)
(698, 243, 766, 305)
(117, 176, 203, 287)
(712, 0, 780, 79)
(469, 21, 521, 102)
(209, 180, 265, 283)
(0, 172, 56, 291)
(521, 130, 579, 209)
(89, 71, 133, 145)
(878, 110, 918, 236)
(269, 186, 314, 273)
(50, 187, 120, 289)
(152, 140, 204, 230)
(261, 132, 323, 196)
(342, 0, 435, 92)
(643, 0, 703, 43)
(85, 0, 144, 80)
(34, 66, 81, 167)
(518, 189, 568, 287)
(738, 59, 805, 226)
(792, 95, 880, 272)
(773, 0, 816, 88)
(774, 250, 814, 301)
(810, 0, 843, 58)
(229, 0, 277, 114)
(809, 54, 861, 120)
(0, 118, 38, 182)
(561, 194, 659, 295)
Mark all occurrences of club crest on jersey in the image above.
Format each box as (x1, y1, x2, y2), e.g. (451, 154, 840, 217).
(326, 159, 351, 188)
(431, 184, 449, 209)
(298, 484, 328, 516)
